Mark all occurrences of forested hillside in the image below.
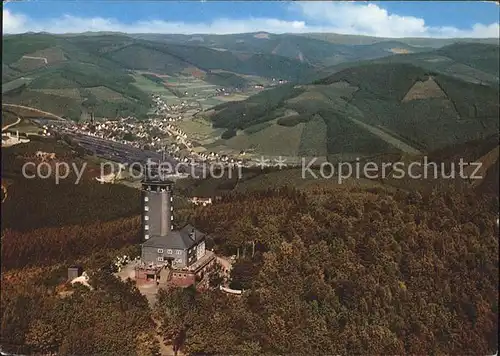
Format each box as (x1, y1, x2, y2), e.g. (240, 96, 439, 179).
(0, 138, 159, 354)
(1, 133, 498, 354)
(163, 187, 498, 355)
(4, 33, 497, 123)
(2, 33, 317, 120)
(317, 42, 499, 86)
(207, 59, 499, 157)
(133, 32, 434, 66)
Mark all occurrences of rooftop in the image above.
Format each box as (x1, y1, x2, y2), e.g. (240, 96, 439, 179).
(142, 178, 175, 186)
(142, 224, 205, 250)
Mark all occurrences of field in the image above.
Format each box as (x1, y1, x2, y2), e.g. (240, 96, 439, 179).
(298, 115, 328, 156)
(88, 86, 126, 101)
(286, 89, 330, 105)
(10, 57, 48, 72)
(164, 76, 217, 96)
(207, 120, 305, 156)
(208, 57, 498, 159)
(214, 94, 250, 102)
(176, 117, 224, 144)
(31, 88, 82, 100)
(131, 72, 232, 109)
(2, 77, 33, 94)
(198, 97, 225, 110)
(9, 47, 67, 72)
(131, 72, 172, 94)
(401, 77, 447, 101)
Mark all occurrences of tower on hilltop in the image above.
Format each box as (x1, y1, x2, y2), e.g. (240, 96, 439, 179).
(136, 161, 216, 287)
(141, 170, 174, 241)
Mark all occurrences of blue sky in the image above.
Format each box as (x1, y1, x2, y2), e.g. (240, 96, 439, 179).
(3, 1, 500, 38)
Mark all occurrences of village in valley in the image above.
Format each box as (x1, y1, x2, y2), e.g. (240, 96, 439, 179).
(36, 94, 249, 170)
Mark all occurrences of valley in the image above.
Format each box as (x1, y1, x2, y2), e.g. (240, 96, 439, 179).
(2, 33, 499, 164)
(1, 8, 499, 355)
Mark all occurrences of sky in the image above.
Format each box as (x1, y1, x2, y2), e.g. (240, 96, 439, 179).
(3, 1, 500, 38)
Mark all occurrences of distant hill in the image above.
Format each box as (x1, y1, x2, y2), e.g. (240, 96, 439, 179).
(299, 32, 499, 48)
(205, 58, 499, 159)
(427, 134, 499, 197)
(318, 43, 499, 86)
(2, 34, 153, 120)
(2, 33, 319, 120)
(434, 43, 499, 77)
(2, 32, 498, 122)
(102, 40, 316, 81)
(133, 32, 435, 66)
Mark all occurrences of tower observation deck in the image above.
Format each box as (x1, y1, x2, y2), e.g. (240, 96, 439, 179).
(141, 159, 174, 241)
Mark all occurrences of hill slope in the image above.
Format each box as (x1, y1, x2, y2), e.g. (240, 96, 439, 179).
(3, 33, 498, 124)
(2, 33, 320, 120)
(300, 32, 499, 47)
(318, 43, 499, 86)
(133, 32, 435, 66)
(205, 60, 499, 158)
(2, 34, 153, 120)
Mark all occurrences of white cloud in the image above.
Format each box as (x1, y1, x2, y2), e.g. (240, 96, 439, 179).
(290, 2, 499, 38)
(3, 8, 29, 33)
(2, 2, 499, 38)
(2, 8, 310, 35)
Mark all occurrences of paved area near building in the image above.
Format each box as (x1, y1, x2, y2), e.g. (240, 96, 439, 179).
(115, 261, 160, 305)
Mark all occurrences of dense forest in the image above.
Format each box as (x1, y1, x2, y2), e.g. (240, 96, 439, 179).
(2, 186, 499, 355)
(1, 139, 498, 354)
(169, 186, 498, 355)
(210, 84, 305, 130)
(1, 268, 159, 356)
(1, 140, 141, 232)
(1, 141, 154, 354)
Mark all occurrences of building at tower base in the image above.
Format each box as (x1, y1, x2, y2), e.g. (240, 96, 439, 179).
(136, 173, 215, 287)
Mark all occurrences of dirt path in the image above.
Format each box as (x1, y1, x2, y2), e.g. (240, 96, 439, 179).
(152, 316, 183, 356)
(349, 117, 423, 155)
(2, 117, 21, 132)
(2, 104, 66, 121)
(1, 184, 7, 204)
(21, 56, 48, 64)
